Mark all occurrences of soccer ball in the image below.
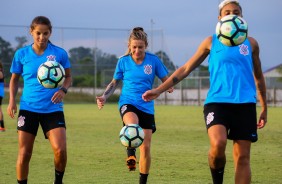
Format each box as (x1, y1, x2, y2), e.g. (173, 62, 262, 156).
(37, 61, 65, 88)
(216, 14, 248, 46)
(119, 124, 144, 148)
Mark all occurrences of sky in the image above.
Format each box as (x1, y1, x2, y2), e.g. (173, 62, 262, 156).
(0, 0, 281, 71)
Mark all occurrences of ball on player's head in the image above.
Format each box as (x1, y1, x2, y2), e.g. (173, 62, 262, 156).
(216, 14, 248, 46)
(37, 61, 65, 88)
(119, 124, 144, 148)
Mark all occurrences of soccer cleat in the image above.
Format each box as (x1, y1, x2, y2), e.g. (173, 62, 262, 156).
(126, 156, 136, 171)
(0, 127, 5, 132)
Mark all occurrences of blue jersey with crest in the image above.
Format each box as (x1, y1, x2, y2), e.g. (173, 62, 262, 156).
(10, 43, 71, 113)
(114, 52, 169, 114)
(205, 35, 256, 104)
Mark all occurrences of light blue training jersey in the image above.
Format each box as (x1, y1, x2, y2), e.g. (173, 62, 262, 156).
(205, 35, 257, 104)
(10, 43, 71, 113)
(114, 52, 169, 115)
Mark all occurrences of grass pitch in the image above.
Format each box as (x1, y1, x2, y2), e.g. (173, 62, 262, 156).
(0, 104, 281, 183)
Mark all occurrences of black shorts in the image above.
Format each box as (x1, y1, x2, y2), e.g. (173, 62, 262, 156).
(203, 103, 257, 142)
(17, 110, 66, 139)
(119, 104, 156, 133)
(0, 96, 2, 105)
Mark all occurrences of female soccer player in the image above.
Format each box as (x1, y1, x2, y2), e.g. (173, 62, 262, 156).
(142, 0, 267, 183)
(0, 61, 5, 132)
(96, 27, 173, 184)
(7, 16, 72, 184)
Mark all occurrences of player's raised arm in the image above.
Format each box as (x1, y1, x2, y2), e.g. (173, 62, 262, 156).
(96, 79, 120, 109)
(142, 36, 211, 102)
(160, 76, 174, 93)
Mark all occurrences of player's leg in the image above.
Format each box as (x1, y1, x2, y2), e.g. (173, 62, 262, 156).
(122, 111, 139, 171)
(48, 127, 67, 184)
(17, 131, 36, 183)
(0, 97, 5, 131)
(204, 103, 230, 184)
(42, 111, 67, 184)
(229, 103, 256, 184)
(233, 140, 251, 184)
(139, 129, 152, 184)
(0, 107, 4, 131)
(207, 124, 227, 184)
(16, 110, 39, 184)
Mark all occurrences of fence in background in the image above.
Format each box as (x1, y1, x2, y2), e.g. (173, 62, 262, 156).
(67, 68, 282, 107)
(1, 24, 282, 106)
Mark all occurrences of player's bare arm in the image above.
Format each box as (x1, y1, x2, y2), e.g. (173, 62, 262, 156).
(7, 74, 20, 118)
(250, 36, 268, 128)
(142, 36, 211, 102)
(161, 76, 174, 93)
(96, 79, 120, 109)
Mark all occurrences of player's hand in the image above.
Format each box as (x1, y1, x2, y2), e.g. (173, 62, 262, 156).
(167, 87, 174, 93)
(257, 110, 267, 129)
(96, 95, 106, 110)
(51, 90, 65, 104)
(7, 102, 17, 119)
(142, 89, 161, 102)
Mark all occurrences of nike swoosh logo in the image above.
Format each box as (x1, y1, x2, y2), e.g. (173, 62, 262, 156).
(52, 63, 58, 76)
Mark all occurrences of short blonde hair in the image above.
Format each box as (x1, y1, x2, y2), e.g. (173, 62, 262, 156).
(125, 27, 148, 55)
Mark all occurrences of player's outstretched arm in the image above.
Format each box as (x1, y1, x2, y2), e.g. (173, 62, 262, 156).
(161, 76, 174, 93)
(142, 36, 212, 102)
(96, 79, 120, 110)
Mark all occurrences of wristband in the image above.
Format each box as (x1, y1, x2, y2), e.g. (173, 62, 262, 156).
(60, 87, 68, 94)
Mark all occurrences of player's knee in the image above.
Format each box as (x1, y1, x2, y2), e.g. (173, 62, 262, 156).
(54, 147, 67, 160)
(236, 154, 250, 166)
(211, 139, 226, 154)
(18, 151, 32, 165)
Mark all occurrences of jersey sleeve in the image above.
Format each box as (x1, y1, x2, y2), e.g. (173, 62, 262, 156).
(10, 50, 23, 74)
(154, 57, 169, 79)
(58, 48, 71, 69)
(113, 58, 124, 80)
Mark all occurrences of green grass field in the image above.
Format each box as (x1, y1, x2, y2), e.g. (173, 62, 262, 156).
(0, 104, 281, 184)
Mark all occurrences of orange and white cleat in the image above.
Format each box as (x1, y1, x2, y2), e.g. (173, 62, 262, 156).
(0, 127, 5, 132)
(126, 156, 137, 171)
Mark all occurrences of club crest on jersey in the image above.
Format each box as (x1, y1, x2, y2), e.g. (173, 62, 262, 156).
(144, 64, 152, 75)
(47, 55, 56, 61)
(239, 44, 249, 56)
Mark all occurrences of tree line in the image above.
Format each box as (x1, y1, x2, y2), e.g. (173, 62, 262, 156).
(0, 36, 214, 87)
(0, 36, 181, 87)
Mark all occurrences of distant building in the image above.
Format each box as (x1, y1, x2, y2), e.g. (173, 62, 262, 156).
(263, 63, 282, 77)
(263, 63, 282, 89)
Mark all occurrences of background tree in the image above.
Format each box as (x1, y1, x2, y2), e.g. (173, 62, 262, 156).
(0, 36, 14, 77)
(15, 36, 28, 51)
(68, 46, 118, 87)
(155, 50, 176, 72)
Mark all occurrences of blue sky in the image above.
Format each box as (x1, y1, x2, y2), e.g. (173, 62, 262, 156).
(0, 0, 281, 70)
